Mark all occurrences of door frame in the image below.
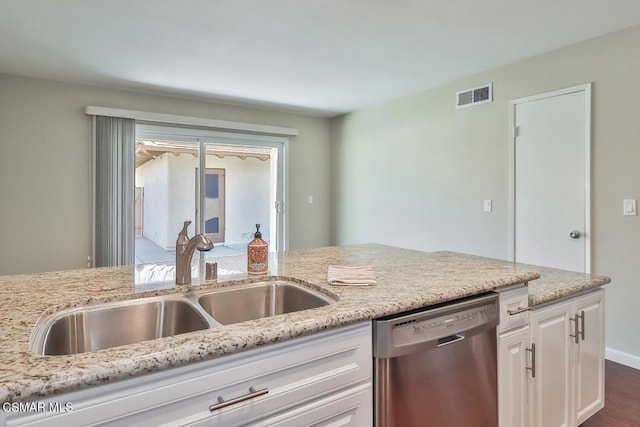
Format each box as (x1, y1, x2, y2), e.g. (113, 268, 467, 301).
(508, 83, 592, 273)
(134, 186, 144, 237)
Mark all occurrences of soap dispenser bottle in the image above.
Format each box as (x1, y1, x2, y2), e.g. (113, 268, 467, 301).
(247, 224, 268, 275)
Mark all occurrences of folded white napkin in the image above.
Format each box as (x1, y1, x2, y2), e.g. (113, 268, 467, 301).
(327, 265, 377, 286)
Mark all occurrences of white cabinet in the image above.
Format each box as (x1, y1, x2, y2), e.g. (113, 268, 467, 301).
(497, 286, 530, 335)
(529, 288, 605, 427)
(498, 287, 605, 427)
(497, 285, 530, 427)
(3, 322, 372, 427)
(529, 299, 573, 427)
(498, 325, 530, 427)
(572, 290, 605, 425)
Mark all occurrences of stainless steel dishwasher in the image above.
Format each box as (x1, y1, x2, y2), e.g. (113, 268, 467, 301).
(373, 293, 499, 427)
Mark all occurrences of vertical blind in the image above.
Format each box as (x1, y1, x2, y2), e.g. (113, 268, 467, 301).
(94, 116, 135, 267)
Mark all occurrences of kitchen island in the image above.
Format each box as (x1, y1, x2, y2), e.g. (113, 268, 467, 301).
(0, 244, 610, 425)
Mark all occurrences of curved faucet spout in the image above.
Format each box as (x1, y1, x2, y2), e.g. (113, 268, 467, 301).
(175, 221, 213, 285)
(186, 234, 213, 253)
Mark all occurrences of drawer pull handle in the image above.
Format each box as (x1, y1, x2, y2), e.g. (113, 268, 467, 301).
(209, 386, 269, 412)
(507, 306, 530, 316)
(570, 311, 586, 343)
(570, 313, 580, 344)
(526, 343, 536, 378)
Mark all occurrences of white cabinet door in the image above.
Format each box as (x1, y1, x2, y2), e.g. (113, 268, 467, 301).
(528, 288, 606, 427)
(498, 326, 530, 427)
(529, 300, 573, 427)
(573, 289, 605, 425)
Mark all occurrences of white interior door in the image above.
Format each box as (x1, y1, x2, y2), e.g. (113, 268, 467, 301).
(513, 85, 590, 273)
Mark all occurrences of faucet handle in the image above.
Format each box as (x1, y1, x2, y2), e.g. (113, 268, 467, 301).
(206, 262, 218, 281)
(177, 220, 192, 245)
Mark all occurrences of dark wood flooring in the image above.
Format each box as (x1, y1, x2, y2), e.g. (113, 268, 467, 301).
(581, 360, 640, 427)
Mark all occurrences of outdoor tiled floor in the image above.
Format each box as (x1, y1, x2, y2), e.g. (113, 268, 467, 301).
(135, 236, 246, 265)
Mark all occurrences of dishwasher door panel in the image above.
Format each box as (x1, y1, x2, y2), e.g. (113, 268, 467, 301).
(375, 328, 498, 427)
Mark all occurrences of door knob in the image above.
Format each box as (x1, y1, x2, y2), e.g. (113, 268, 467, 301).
(569, 230, 581, 239)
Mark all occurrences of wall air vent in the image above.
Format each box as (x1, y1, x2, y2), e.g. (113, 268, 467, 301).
(456, 83, 493, 109)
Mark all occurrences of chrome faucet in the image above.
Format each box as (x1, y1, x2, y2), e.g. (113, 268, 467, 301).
(175, 220, 213, 285)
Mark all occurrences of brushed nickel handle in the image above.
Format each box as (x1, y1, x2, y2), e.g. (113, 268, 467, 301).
(507, 306, 530, 316)
(526, 343, 536, 378)
(579, 310, 585, 341)
(570, 314, 580, 344)
(209, 386, 269, 412)
(437, 334, 465, 347)
(206, 262, 218, 281)
(569, 230, 581, 239)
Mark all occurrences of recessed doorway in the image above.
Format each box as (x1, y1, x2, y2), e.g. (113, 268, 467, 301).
(196, 168, 226, 244)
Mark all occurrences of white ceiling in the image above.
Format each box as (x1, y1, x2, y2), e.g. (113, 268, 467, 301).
(1, 1, 639, 116)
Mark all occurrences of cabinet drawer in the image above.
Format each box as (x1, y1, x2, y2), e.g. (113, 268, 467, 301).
(6, 323, 372, 427)
(498, 286, 529, 334)
(246, 383, 372, 427)
(159, 323, 371, 426)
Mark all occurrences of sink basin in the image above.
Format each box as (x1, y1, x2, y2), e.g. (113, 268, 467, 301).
(33, 298, 209, 355)
(197, 281, 334, 325)
(31, 280, 336, 355)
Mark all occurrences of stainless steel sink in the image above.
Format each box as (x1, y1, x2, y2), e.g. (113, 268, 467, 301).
(197, 281, 334, 325)
(32, 298, 210, 355)
(31, 280, 336, 355)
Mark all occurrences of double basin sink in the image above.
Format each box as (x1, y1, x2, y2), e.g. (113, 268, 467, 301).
(31, 280, 336, 356)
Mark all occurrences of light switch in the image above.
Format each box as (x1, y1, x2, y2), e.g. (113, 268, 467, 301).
(483, 199, 492, 212)
(623, 199, 637, 216)
(308, 195, 314, 204)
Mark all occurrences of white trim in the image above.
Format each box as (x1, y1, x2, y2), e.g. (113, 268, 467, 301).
(584, 84, 592, 273)
(510, 83, 590, 105)
(197, 140, 206, 236)
(508, 83, 592, 274)
(507, 104, 516, 260)
(85, 106, 299, 136)
(280, 140, 289, 252)
(605, 347, 640, 370)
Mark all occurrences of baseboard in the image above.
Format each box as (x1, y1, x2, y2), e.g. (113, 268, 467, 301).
(605, 347, 640, 370)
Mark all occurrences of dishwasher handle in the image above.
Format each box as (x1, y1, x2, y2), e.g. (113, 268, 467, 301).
(437, 334, 465, 347)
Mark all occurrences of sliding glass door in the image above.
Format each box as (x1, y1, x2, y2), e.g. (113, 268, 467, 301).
(134, 125, 286, 265)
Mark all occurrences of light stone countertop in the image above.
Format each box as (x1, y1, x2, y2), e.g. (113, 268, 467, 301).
(434, 251, 612, 306)
(0, 244, 610, 403)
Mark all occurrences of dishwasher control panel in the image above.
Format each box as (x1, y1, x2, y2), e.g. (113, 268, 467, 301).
(397, 303, 496, 344)
(373, 293, 499, 358)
